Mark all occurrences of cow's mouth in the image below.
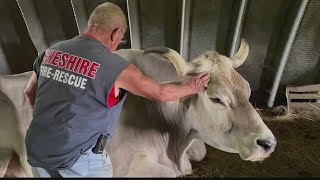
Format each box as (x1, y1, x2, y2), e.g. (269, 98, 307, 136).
(248, 157, 267, 162)
(239, 147, 273, 162)
(243, 153, 271, 162)
(240, 155, 263, 162)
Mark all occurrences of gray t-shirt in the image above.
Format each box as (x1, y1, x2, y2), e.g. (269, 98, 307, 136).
(25, 35, 130, 170)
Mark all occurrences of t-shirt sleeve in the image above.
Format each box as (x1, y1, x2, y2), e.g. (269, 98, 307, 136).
(102, 52, 131, 107)
(104, 52, 131, 83)
(110, 53, 131, 72)
(33, 52, 45, 79)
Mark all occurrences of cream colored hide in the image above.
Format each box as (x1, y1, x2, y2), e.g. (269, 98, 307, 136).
(0, 39, 276, 177)
(0, 72, 33, 177)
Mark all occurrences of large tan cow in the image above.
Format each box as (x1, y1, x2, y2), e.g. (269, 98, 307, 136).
(0, 72, 33, 177)
(0, 39, 276, 177)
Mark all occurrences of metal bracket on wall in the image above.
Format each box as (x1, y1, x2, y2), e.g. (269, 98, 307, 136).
(126, 0, 141, 50)
(229, 0, 247, 57)
(267, 0, 309, 107)
(70, 0, 88, 34)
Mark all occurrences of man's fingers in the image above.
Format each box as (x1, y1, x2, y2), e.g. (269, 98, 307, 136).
(204, 78, 210, 84)
(195, 72, 207, 81)
(197, 72, 207, 78)
(202, 78, 210, 87)
(198, 73, 210, 81)
(194, 72, 209, 79)
(189, 72, 211, 92)
(199, 73, 210, 85)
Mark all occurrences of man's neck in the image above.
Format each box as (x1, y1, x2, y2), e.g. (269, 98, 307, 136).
(83, 30, 112, 50)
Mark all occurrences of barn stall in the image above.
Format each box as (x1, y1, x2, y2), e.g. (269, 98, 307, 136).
(0, 0, 319, 177)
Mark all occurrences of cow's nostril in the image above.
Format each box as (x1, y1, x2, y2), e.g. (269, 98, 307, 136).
(256, 139, 271, 151)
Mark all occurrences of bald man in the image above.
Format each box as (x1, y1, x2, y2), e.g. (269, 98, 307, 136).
(24, 2, 210, 177)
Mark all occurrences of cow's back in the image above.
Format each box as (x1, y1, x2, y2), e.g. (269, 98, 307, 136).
(114, 49, 185, 83)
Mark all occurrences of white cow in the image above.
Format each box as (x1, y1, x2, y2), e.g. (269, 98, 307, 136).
(0, 72, 33, 177)
(0, 39, 276, 177)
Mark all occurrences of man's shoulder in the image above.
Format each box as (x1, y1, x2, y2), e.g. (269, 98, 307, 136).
(106, 51, 131, 66)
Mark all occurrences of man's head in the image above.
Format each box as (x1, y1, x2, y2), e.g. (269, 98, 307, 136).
(86, 2, 127, 51)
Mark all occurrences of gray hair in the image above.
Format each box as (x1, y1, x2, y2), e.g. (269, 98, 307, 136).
(88, 2, 127, 32)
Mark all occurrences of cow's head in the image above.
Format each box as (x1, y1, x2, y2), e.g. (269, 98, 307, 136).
(143, 39, 276, 162)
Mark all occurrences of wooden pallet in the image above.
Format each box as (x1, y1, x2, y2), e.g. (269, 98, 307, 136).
(286, 84, 320, 113)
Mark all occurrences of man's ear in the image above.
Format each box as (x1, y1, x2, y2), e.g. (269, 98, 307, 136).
(110, 28, 119, 42)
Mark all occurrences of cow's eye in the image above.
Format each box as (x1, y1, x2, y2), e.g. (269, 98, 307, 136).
(210, 97, 227, 106)
(211, 98, 223, 104)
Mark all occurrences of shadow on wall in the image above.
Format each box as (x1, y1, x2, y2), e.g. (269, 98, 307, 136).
(0, 0, 37, 74)
(290, 62, 320, 86)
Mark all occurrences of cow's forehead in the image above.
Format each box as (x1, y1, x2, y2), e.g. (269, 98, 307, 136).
(192, 51, 251, 99)
(207, 71, 250, 97)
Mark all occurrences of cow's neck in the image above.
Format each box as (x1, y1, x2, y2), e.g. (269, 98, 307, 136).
(131, 53, 198, 174)
(0, 72, 34, 138)
(0, 72, 32, 108)
(150, 95, 196, 174)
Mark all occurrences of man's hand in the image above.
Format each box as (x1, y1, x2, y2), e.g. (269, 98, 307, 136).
(24, 92, 35, 108)
(183, 72, 211, 94)
(24, 72, 38, 108)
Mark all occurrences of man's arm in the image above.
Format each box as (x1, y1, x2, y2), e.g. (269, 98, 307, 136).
(24, 72, 38, 108)
(115, 64, 210, 102)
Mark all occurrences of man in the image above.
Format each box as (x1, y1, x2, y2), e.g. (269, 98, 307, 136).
(24, 2, 210, 178)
